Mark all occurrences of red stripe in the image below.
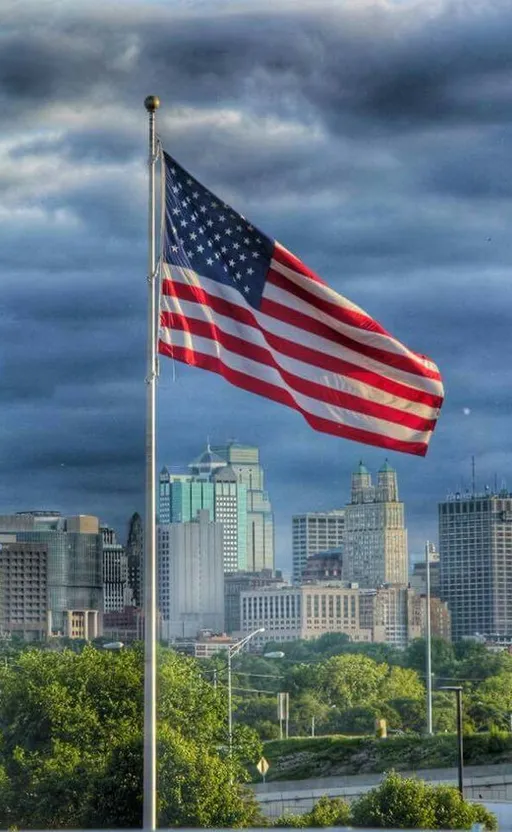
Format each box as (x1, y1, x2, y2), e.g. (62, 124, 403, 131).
(158, 339, 428, 457)
(161, 278, 442, 408)
(268, 264, 390, 339)
(261, 284, 441, 382)
(161, 312, 436, 432)
(272, 247, 439, 372)
(273, 243, 327, 286)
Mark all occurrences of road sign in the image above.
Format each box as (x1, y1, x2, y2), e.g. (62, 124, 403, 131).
(256, 756, 270, 776)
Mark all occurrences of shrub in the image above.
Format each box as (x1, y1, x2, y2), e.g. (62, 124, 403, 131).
(273, 812, 308, 827)
(304, 795, 351, 827)
(351, 772, 497, 830)
(351, 771, 436, 828)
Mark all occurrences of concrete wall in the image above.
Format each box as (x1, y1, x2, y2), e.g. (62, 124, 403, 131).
(251, 764, 512, 819)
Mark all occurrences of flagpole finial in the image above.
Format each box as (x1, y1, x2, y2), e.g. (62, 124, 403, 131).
(144, 95, 160, 113)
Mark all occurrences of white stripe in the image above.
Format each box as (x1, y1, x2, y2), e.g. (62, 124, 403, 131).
(162, 264, 444, 399)
(269, 257, 439, 370)
(161, 293, 439, 422)
(160, 328, 432, 445)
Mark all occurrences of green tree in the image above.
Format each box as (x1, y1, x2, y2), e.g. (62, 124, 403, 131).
(289, 692, 331, 736)
(0, 645, 260, 828)
(319, 654, 387, 709)
(378, 666, 424, 702)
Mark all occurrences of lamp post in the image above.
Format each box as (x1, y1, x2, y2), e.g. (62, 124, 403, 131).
(425, 540, 433, 735)
(227, 628, 265, 759)
(439, 685, 464, 796)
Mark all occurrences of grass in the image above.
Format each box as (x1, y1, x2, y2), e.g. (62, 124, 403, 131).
(250, 732, 512, 782)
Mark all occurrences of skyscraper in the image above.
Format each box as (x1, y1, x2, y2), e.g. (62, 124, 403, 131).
(126, 512, 143, 608)
(211, 442, 274, 571)
(158, 445, 249, 572)
(158, 509, 224, 639)
(439, 490, 512, 641)
(343, 462, 408, 587)
(292, 511, 345, 584)
(102, 526, 131, 613)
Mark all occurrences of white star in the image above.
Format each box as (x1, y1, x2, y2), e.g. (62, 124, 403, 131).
(172, 207, 180, 216)
(206, 219, 213, 227)
(235, 272, 242, 280)
(171, 245, 178, 253)
(214, 233, 221, 241)
(229, 259, 235, 267)
(190, 232, 197, 241)
(180, 220, 188, 228)
(207, 239, 213, 247)
(197, 244, 205, 253)
(233, 242, 240, 250)
(172, 185, 179, 194)
(239, 253, 246, 261)
(252, 251, 260, 258)
(199, 205, 207, 213)
(218, 214, 226, 222)
(186, 178, 193, 185)
(221, 246, 227, 254)
(236, 224, 242, 231)
(181, 199, 189, 207)
(187, 250, 194, 258)
(244, 285, 250, 294)
(243, 237, 250, 245)
(170, 167, 176, 175)
(214, 252, 220, 259)
(192, 190, 199, 199)
(211, 201, 218, 208)
(198, 226, 205, 234)
(247, 267, 254, 275)
(225, 228, 233, 236)
(206, 257, 214, 266)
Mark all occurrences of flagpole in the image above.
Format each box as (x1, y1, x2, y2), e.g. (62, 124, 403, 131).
(143, 93, 160, 832)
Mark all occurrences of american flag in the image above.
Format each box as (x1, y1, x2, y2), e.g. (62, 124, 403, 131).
(159, 151, 444, 456)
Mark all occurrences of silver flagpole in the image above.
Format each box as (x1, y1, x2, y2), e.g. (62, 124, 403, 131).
(143, 93, 160, 831)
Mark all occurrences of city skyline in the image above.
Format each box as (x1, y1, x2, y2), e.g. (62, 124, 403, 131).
(2, 1, 512, 573)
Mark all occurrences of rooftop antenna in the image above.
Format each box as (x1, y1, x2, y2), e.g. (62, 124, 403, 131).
(494, 473, 498, 494)
(471, 455, 476, 496)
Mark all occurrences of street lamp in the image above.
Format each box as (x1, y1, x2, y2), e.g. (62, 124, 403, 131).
(439, 685, 464, 796)
(227, 628, 265, 759)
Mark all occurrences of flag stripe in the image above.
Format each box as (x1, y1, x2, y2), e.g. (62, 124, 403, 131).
(158, 338, 429, 456)
(162, 268, 443, 405)
(161, 310, 437, 431)
(273, 243, 439, 372)
(160, 301, 439, 417)
(265, 267, 441, 381)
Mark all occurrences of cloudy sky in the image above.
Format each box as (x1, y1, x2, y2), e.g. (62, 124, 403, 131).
(2, 0, 511, 569)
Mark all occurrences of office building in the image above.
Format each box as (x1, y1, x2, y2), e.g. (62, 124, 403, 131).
(224, 569, 285, 634)
(158, 509, 225, 639)
(439, 490, 512, 641)
(126, 512, 143, 608)
(102, 526, 131, 613)
(344, 462, 408, 587)
(0, 541, 49, 640)
(0, 512, 103, 636)
(240, 583, 427, 648)
(292, 512, 345, 584)
(211, 442, 275, 571)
